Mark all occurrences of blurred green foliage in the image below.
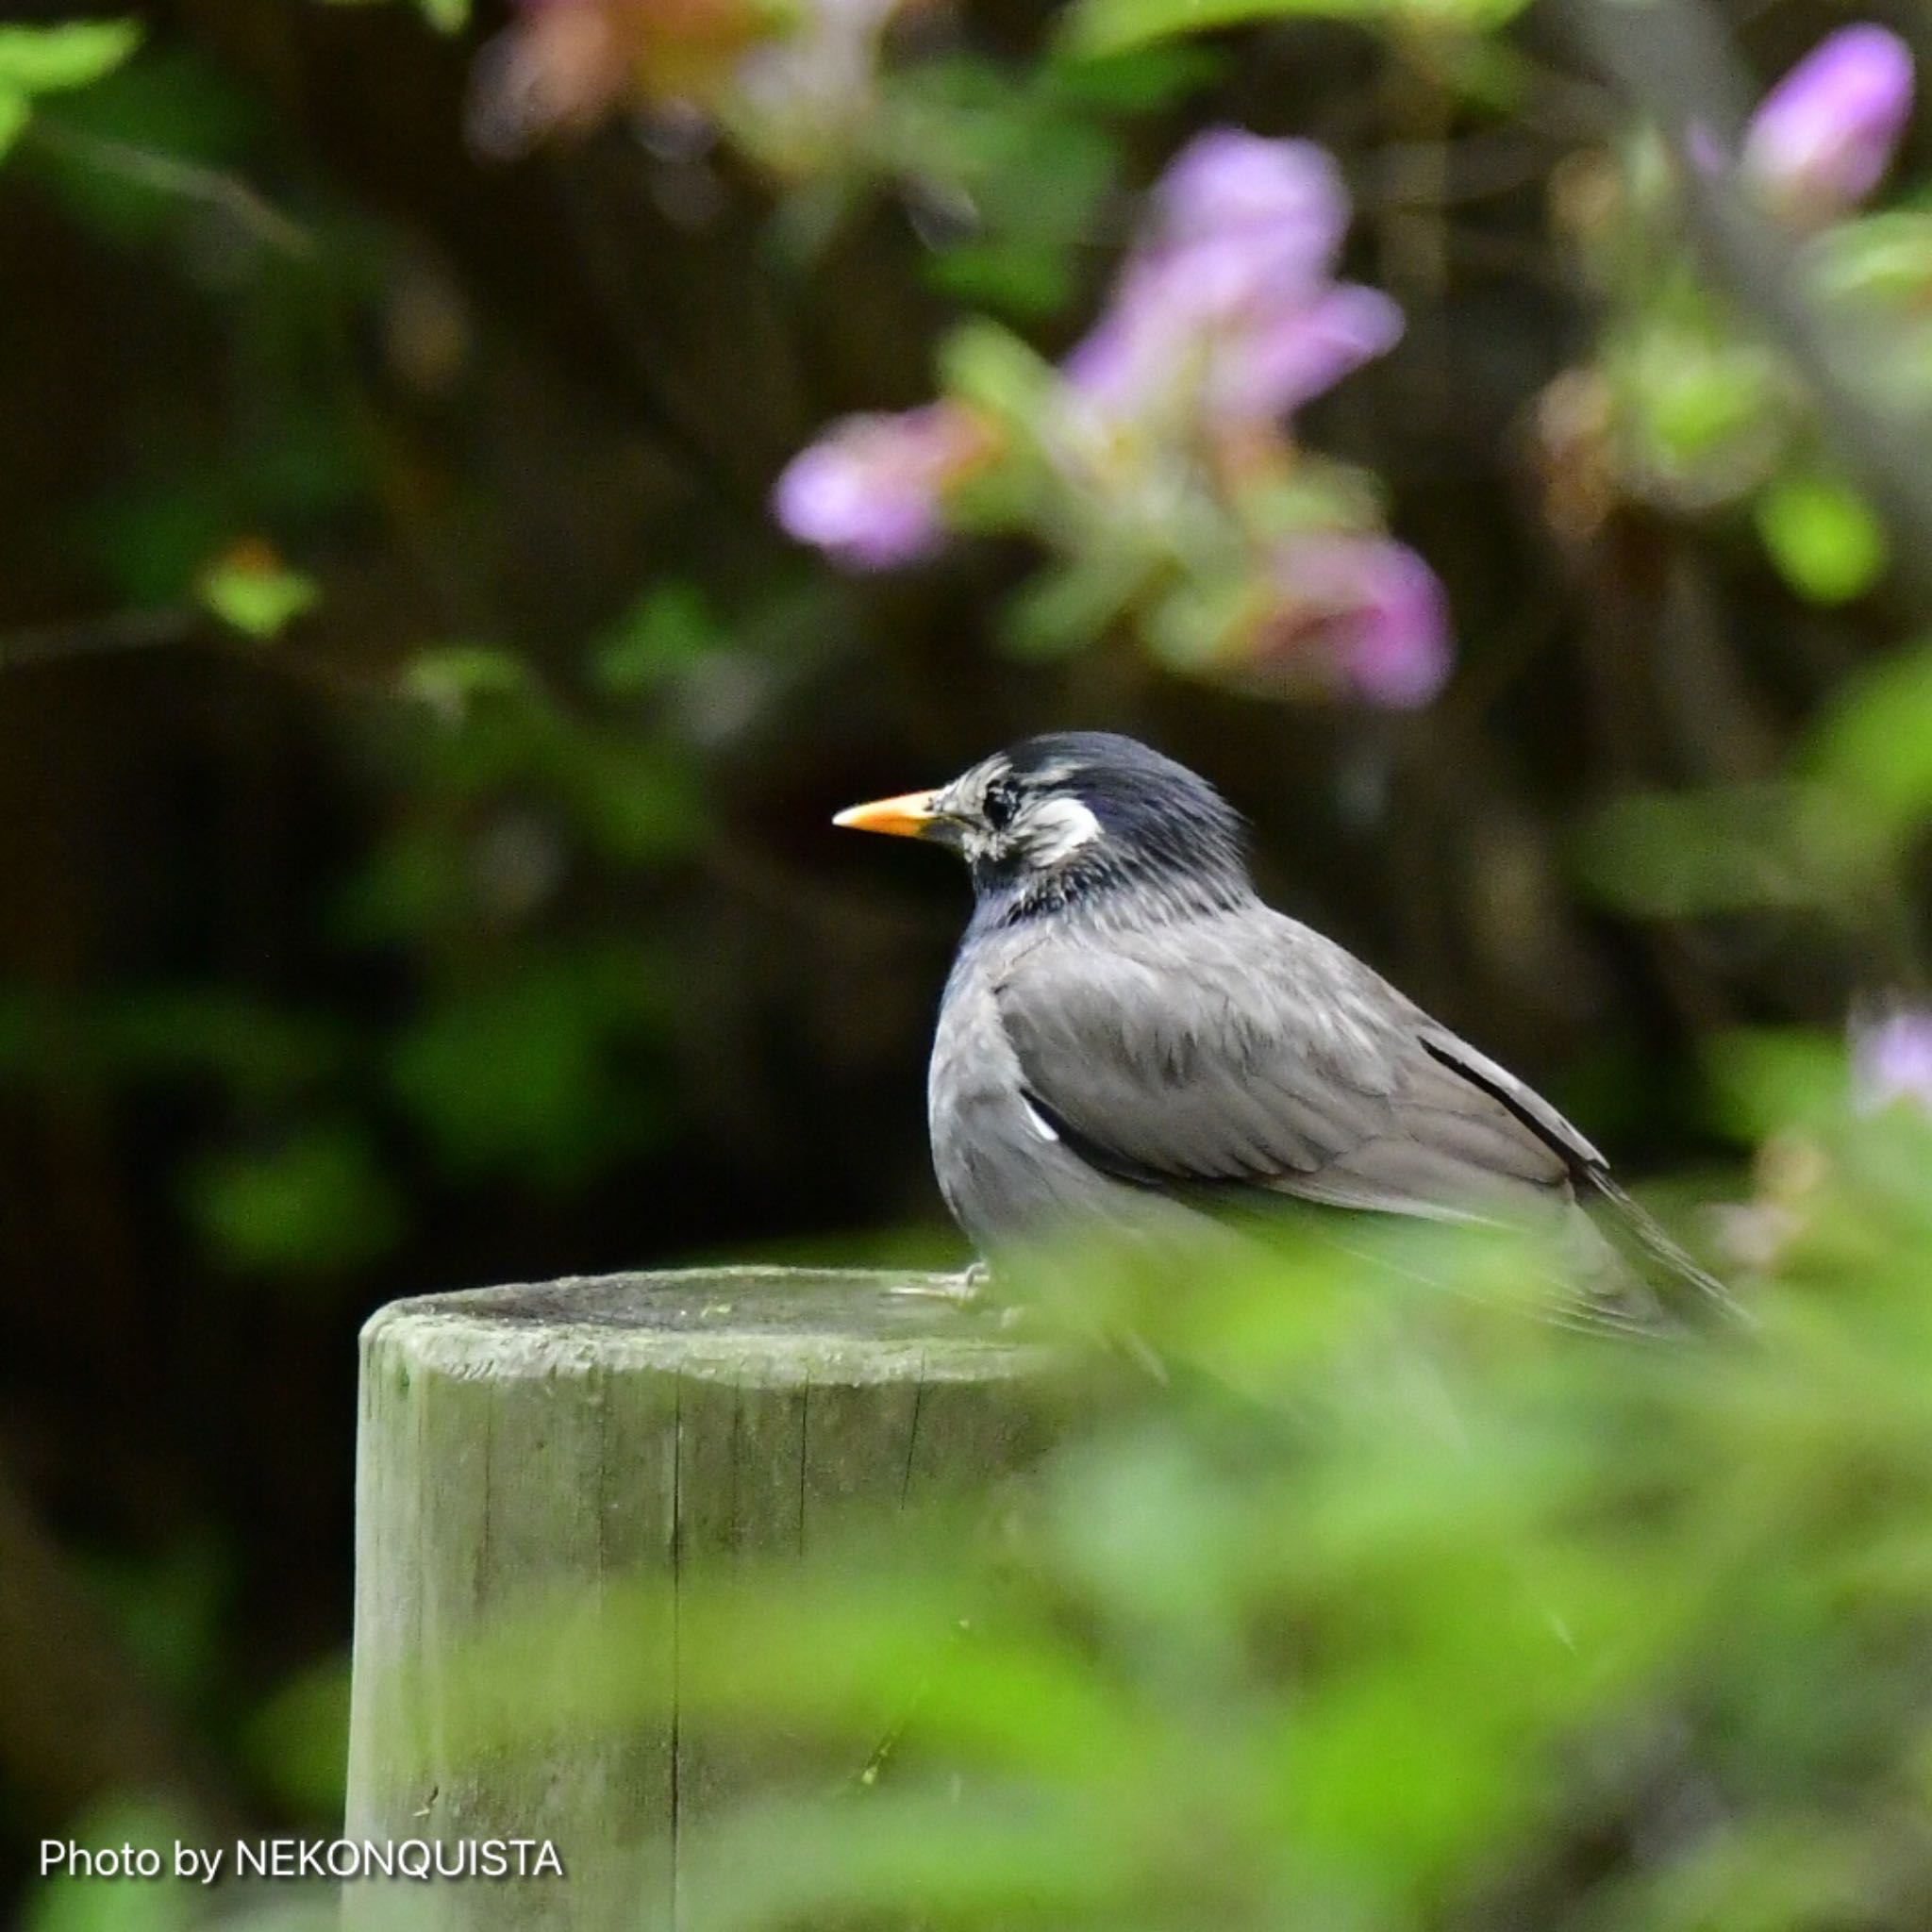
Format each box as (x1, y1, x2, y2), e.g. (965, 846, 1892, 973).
(1581, 629, 1932, 955)
(0, 19, 141, 161)
(299, 1074, 1932, 1932)
(1755, 474, 1888, 606)
(1062, 0, 1533, 60)
(196, 552, 320, 642)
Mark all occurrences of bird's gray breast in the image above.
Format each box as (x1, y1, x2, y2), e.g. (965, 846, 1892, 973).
(927, 934, 1159, 1255)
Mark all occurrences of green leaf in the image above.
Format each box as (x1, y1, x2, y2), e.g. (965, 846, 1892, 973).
(926, 240, 1082, 319)
(589, 583, 719, 696)
(186, 1123, 404, 1275)
(937, 320, 1058, 424)
(389, 952, 671, 1186)
(244, 1655, 352, 1817)
(1756, 475, 1887, 606)
(879, 58, 1121, 320)
(1618, 325, 1784, 485)
(196, 551, 318, 639)
(1427, 30, 1534, 110)
(1043, 43, 1225, 110)
(86, 1538, 228, 1707)
(1810, 211, 1932, 307)
(0, 87, 28, 161)
(104, 990, 341, 1100)
(1002, 555, 1151, 658)
(0, 18, 142, 96)
(1389, 0, 1530, 20)
(567, 737, 707, 862)
(403, 644, 533, 714)
(1578, 782, 1875, 918)
(1808, 644, 1932, 830)
(1705, 1027, 1848, 1142)
(1143, 572, 1257, 673)
(1064, 0, 1356, 56)
(25, 1800, 195, 1932)
(1060, 0, 1525, 59)
(25, 47, 264, 247)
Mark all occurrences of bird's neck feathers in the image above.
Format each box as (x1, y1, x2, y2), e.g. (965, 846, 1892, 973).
(966, 822, 1256, 936)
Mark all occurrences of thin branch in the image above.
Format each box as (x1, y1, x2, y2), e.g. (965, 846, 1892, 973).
(25, 118, 317, 260)
(0, 606, 401, 707)
(1362, 131, 1574, 211)
(0, 608, 195, 672)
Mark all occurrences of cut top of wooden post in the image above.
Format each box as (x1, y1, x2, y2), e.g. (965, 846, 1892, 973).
(362, 1265, 1048, 1385)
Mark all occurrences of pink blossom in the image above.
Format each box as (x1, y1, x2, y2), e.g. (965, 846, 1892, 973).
(1252, 536, 1452, 707)
(1207, 282, 1405, 424)
(1154, 129, 1351, 299)
(1064, 127, 1401, 431)
(773, 404, 986, 569)
(1743, 25, 1915, 221)
(1851, 1006, 1932, 1114)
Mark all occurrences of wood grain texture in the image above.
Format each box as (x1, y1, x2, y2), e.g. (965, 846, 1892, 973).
(342, 1268, 1055, 1932)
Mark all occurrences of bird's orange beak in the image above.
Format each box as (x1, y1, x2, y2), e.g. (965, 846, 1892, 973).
(832, 789, 942, 839)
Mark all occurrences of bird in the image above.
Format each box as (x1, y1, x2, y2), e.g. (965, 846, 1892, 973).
(834, 730, 1738, 1332)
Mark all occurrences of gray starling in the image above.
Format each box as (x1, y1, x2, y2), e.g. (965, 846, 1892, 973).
(837, 731, 1736, 1330)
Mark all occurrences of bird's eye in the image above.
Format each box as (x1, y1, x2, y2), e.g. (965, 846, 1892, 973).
(982, 779, 1020, 830)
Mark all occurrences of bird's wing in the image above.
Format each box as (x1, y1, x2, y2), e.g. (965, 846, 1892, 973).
(1410, 1025, 1607, 1174)
(1413, 1022, 1743, 1318)
(991, 908, 1579, 1222)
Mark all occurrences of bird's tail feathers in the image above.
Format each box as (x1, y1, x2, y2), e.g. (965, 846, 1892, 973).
(1580, 1170, 1753, 1327)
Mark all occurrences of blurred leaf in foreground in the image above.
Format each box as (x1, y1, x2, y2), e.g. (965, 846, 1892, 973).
(24, 1799, 192, 1932)
(395, 1164, 1932, 1931)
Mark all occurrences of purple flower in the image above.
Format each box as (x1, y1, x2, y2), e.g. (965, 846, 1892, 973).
(1062, 128, 1400, 432)
(1155, 130, 1350, 297)
(1251, 536, 1452, 707)
(1743, 25, 1914, 222)
(1208, 282, 1405, 424)
(773, 404, 988, 569)
(1851, 1005, 1932, 1114)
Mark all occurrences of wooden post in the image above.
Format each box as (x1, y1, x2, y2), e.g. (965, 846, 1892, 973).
(341, 1267, 1053, 1932)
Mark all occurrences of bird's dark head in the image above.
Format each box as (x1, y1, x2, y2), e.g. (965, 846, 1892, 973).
(835, 732, 1252, 923)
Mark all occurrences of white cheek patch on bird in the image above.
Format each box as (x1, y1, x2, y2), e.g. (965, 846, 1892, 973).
(1022, 797, 1104, 866)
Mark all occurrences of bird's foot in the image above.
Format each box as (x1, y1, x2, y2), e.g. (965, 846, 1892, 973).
(891, 1261, 997, 1310)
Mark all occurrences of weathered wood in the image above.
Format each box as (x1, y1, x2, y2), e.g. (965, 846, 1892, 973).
(341, 1268, 1054, 1932)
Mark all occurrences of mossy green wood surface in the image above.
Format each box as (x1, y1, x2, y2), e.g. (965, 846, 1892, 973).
(342, 1268, 1055, 1932)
